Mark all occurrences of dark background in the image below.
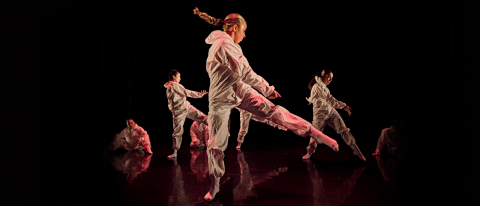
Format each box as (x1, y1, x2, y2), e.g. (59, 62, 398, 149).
(5, 0, 480, 205)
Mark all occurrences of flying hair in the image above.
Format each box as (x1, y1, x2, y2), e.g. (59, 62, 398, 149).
(193, 7, 246, 31)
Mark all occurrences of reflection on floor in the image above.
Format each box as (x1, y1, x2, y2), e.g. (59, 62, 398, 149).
(102, 144, 405, 206)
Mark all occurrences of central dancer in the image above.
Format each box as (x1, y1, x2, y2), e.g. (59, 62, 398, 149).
(193, 7, 339, 201)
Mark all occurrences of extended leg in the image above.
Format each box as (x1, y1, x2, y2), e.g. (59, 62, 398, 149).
(237, 90, 338, 151)
(329, 110, 365, 161)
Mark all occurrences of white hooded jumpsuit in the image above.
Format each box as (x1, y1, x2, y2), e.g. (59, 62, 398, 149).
(190, 121, 209, 148)
(164, 81, 208, 150)
(236, 106, 287, 144)
(106, 121, 152, 153)
(375, 126, 401, 156)
(205, 30, 338, 178)
(306, 76, 359, 155)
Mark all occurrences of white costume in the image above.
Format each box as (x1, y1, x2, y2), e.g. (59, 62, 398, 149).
(164, 81, 208, 150)
(105, 121, 152, 154)
(305, 76, 365, 160)
(375, 126, 401, 156)
(190, 121, 209, 148)
(204, 30, 338, 181)
(236, 106, 287, 145)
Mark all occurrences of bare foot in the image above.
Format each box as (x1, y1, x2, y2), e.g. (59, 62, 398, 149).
(236, 143, 241, 150)
(302, 153, 312, 160)
(167, 154, 177, 159)
(204, 177, 220, 201)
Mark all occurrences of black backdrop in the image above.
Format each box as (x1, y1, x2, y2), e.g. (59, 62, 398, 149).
(6, 0, 480, 205)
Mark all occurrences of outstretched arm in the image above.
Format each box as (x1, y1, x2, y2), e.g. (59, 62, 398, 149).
(372, 129, 387, 156)
(242, 65, 276, 98)
(185, 89, 208, 98)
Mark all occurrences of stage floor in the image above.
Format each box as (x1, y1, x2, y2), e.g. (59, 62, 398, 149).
(99, 142, 410, 206)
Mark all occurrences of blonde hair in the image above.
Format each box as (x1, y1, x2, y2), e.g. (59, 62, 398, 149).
(193, 7, 246, 31)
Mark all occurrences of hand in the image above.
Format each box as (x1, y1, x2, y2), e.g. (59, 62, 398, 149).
(306, 97, 311, 105)
(200, 90, 208, 95)
(267, 90, 281, 99)
(344, 105, 352, 116)
(372, 152, 380, 156)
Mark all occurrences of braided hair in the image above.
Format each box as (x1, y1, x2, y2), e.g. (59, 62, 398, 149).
(193, 7, 246, 31)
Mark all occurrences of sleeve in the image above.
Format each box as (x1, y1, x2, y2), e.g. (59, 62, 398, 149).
(242, 66, 275, 97)
(117, 128, 128, 139)
(307, 86, 318, 103)
(319, 87, 347, 109)
(190, 122, 200, 143)
(170, 83, 187, 99)
(375, 129, 387, 154)
(139, 128, 151, 147)
(185, 89, 205, 98)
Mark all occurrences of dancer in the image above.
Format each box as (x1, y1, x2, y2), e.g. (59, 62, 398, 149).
(165, 69, 208, 159)
(193, 7, 339, 201)
(302, 70, 366, 161)
(372, 119, 403, 157)
(235, 106, 287, 150)
(104, 118, 153, 154)
(189, 121, 209, 148)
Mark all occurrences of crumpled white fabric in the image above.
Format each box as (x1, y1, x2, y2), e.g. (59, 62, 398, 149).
(107, 120, 151, 152)
(190, 121, 209, 147)
(375, 126, 401, 155)
(165, 81, 208, 150)
(306, 77, 356, 154)
(204, 30, 338, 178)
(236, 106, 287, 144)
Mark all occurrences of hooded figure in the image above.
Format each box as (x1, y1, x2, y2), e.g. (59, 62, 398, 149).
(104, 119, 152, 154)
(190, 121, 209, 148)
(164, 80, 209, 158)
(235, 106, 287, 150)
(374, 120, 402, 156)
(304, 75, 365, 161)
(204, 30, 339, 186)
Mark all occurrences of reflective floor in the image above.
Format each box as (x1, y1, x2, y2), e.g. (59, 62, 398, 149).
(100, 143, 408, 206)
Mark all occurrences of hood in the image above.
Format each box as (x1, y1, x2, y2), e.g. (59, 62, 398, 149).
(205, 30, 234, 45)
(164, 81, 175, 88)
(315, 76, 325, 86)
(126, 119, 137, 130)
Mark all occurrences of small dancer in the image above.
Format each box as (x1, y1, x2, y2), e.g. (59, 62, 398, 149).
(189, 121, 209, 148)
(372, 119, 403, 157)
(165, 69, 208, 159)
(303, 70, 366, 161)
(194, 7, 339, 201)
(104, 118, 153, 154)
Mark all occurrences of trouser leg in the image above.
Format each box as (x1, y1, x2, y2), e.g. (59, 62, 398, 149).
(237, 108, 253, 144)
(207, 106, 233, 178)
(307, 115, 329, 154)
(172, 109, 188, 150)
(236, 90, 337, 148)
